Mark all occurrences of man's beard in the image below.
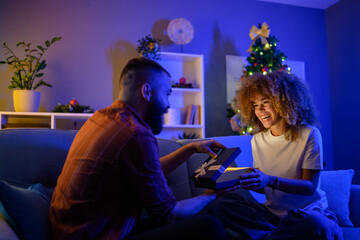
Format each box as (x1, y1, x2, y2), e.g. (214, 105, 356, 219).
(144, 100, 166, 135)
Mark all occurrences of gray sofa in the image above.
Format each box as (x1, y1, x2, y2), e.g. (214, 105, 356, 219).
(0, 129, 359, 239)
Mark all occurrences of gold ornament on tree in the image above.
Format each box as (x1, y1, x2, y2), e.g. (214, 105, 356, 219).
(247, 22, 270, 52)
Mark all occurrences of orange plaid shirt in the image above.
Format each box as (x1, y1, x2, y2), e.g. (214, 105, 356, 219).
(50, 100, 176, 239)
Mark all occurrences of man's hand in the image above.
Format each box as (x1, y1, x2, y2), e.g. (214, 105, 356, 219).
(160, 140, 225, 176)
(203, 184, 241, 198)
(189, 140, 226, 159)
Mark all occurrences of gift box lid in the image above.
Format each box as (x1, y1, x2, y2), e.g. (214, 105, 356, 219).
(191, 147, 242, 188)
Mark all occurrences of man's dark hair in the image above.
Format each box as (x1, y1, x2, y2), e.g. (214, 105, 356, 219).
(119, 57, 171, 89)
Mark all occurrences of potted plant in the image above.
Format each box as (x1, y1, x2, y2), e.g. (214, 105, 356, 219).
(136, 34, 161, 60)
(0, 37, 62, 112)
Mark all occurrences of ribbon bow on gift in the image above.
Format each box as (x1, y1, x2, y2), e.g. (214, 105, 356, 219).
(247, 22, 271, 52)
(194, 158, 225, 178)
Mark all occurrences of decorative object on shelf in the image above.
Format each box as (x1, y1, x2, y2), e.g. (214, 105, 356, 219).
(13, 90, 41, 112)
(177, 131, 199, 139)
(164, 108, 181, 125)
(228, 22, 289, 135)
(52, 99, 94, 113)
(0, 37, 62, 112)
(171, 77, 193, 88)
(136, 34, 161, 60)
(167, 18, 194, 52)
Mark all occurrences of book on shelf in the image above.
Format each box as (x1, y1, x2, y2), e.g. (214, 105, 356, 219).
(184, 104, 200, 125)
(194, 105, 200, 125)
(2, 123, 51, 129)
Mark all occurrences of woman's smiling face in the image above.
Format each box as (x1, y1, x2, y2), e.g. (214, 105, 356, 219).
(253, 93, 286, 136)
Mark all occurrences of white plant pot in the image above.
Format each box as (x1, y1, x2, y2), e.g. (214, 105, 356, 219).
(13, 90, 41, 112)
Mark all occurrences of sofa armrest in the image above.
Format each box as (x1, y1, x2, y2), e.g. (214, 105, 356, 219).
(350, 184, 360, 227)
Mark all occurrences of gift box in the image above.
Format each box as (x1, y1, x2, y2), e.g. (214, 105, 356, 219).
(191, 147, 252, 189)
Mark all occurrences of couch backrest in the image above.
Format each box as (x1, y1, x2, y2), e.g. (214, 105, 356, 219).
(157, 138, 192, 201)
(0, 129, 193, 201)
(0, 129, 77, 188)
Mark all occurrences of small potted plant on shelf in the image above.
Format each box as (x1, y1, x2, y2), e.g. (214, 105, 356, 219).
(136, 34, 161, 60)
(0, 37, 62, 112)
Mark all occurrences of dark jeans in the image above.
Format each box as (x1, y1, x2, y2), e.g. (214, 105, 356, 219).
(200, 191, 343, 240)
(125, 215, 229, 240)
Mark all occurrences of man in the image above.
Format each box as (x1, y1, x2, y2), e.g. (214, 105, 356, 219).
(50, 57, 230, 239)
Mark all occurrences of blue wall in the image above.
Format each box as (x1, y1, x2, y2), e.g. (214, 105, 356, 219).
(326, 0, 360, 183)
(0, 0, 334, 170)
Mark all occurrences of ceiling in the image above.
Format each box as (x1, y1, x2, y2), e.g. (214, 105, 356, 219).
(255, 0, 342, 9)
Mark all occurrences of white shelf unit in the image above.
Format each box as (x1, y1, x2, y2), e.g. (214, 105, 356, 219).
(156, 52, 205, 140)
(0, 111, 93, 129)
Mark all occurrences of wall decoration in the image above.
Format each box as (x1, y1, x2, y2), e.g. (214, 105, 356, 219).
(226, 55, 246, 104)
(167, 18, 194, 51)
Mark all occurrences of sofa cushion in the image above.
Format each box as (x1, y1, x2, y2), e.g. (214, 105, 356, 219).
(0, 210, 18, 240)
(342, 227, 360, 240)
(158, 138, 192, 201)
(0, 181, 51, 240)
(320, 169, 354, 227)
(350, 184, 360, 227)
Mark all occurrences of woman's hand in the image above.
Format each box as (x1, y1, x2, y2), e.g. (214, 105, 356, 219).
(238, 167, 274, 190)
(189, 140, 226, 159)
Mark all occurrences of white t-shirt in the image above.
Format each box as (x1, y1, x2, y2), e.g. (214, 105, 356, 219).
(252, 125, 328, 218)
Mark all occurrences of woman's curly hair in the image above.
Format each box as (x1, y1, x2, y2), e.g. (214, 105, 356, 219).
(237, 70, 318, 141)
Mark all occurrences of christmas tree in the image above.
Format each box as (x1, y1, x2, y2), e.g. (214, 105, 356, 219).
(245, 22, 290, 76)
(229, 22, 290, 135)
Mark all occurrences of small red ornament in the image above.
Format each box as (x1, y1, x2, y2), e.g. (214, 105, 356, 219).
(253, 62, 258, 67)
(179, 77, 186, 84)
(70, 99, 78, 107)
(261, 66, 269, 72)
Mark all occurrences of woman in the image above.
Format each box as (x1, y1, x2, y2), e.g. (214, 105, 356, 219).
(203, 71, 343, 240)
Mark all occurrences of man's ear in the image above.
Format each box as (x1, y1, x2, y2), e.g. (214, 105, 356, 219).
(141, 83, 152, 102)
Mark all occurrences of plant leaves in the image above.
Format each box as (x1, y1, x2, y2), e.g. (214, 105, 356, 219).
(33, 79, 52, 90)
(37, 60, 46, 71)
(16, 41, 25, 47)
(51, 37, 62, 44)
(3, 37, 61, 90)
(37, 45, 45, 52)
